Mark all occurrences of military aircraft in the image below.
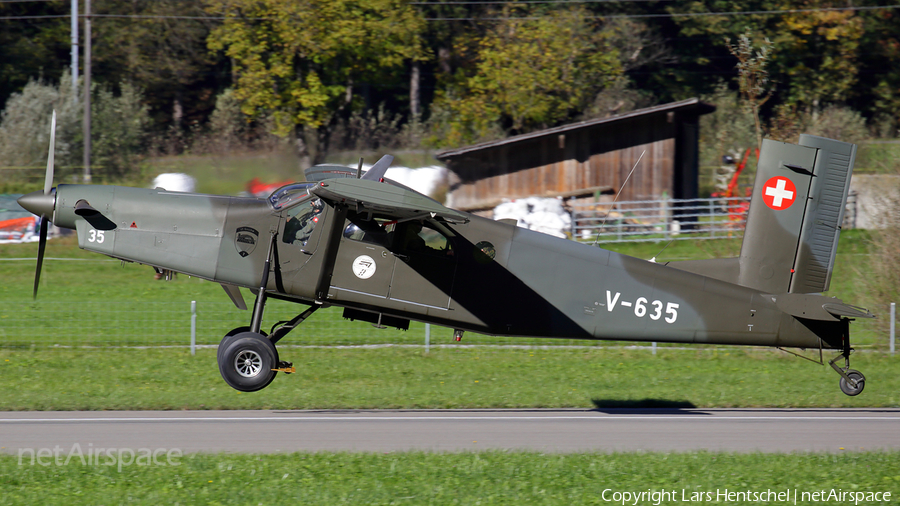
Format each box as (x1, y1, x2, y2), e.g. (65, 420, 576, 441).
(18, 116, 873, 395)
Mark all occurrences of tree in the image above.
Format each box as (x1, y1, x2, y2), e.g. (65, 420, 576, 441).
(206, 0, 427, 163)
(0, 1, 70, 111)
(434, 7, 623, 146)
(777, 6, 864, 111)
(0, 72, 149, 182)
(670, 1, 865, 115)
(92, 0, 223, 135)
(727, 29, 774, 149)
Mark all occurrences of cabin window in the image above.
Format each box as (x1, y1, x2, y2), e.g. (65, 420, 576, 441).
(282, 198, 324, 245)
(394, 221, 454, 257)
(343, 217, 396, 247)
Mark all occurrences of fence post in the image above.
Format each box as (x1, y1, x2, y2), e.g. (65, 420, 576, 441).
(190, 300, 197, 356)
(663, 197, 670, 241)
(652, 341, 657, 355)
(709, 199, 715, 238)
(425, 323, 430, 353)
(891, 302, 896, 355)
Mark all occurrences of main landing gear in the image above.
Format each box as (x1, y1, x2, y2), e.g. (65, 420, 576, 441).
(217, 306, 320, 392)
(828, 318, 865, 397)
(216, 233, 320, 392)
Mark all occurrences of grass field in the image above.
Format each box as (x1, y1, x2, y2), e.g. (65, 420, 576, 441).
(1, 451, 898, 505)
(1, 347, 897, 410)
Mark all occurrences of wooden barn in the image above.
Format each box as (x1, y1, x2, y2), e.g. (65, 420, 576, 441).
(435, 98, 716, 212)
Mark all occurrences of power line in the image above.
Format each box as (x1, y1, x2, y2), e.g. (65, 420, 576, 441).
(412, 0, 673, 4)
(0, 14, 231, 20)
(423, 4, 900, 20)
(1, 4, 899, 22)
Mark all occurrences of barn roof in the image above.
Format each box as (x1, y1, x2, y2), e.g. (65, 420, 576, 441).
(435, 98, 715, 160)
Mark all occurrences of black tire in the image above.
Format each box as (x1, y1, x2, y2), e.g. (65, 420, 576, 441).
(217, 326, 266, 364)
(839, 370, 865, 396)
(218, 332, 279, 392)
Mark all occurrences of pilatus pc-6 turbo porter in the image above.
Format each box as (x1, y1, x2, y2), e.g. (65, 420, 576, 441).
(19, 117, 873, 395)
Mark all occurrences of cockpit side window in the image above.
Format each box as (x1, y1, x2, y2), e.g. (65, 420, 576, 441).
(394, 221, 454, 257)
(343, 215, 396, 247)
(283, 198, 324, 245)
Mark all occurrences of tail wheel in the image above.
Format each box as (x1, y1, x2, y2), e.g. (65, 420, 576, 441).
(218, 332, 279, 392)
(839, 370, 865, 397)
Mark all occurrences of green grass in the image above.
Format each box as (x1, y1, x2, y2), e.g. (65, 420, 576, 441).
(1, 451, 898, 505)
(1, 347, 898, 410)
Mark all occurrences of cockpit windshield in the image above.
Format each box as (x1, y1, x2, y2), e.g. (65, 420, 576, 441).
(268, 183, 316, 210)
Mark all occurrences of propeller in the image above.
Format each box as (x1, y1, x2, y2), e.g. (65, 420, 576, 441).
(22, 110, 57, 299)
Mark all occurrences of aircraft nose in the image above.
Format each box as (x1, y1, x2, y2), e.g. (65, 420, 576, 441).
(17, 190, 56, 217)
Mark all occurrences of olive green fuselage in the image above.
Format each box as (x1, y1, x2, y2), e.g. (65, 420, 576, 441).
(54, 183, 839, 351)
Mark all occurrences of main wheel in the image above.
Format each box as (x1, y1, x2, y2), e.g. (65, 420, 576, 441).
(839, 369, 865, 396)
(218, 326, 266, 364)
(218, 332, 279, 392)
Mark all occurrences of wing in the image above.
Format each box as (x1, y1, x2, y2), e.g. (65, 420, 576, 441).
(309, 177, 468, 223)
(303, 155, 394, 183)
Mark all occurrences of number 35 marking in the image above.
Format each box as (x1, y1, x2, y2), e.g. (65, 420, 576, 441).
(88, 230, 105, 244)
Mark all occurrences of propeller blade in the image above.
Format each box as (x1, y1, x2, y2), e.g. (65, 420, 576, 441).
(44, 110, 56, 196)
(33, 215, 48, 299)
(32, 111, 56, 299)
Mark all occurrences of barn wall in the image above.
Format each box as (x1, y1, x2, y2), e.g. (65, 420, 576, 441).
(446, 114, 681, 211)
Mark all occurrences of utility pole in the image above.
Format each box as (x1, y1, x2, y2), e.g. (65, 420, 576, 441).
(410, 60, 420, 118)
(83, 0, 91, 183)
(71, 0, 78, 101)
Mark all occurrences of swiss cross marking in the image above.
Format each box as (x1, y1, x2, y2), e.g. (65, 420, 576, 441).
(762, 176, 797, 210)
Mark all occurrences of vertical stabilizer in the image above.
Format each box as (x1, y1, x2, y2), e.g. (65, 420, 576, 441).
(738, 136, 856, 294)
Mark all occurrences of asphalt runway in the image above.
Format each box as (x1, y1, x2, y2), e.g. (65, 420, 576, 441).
(2, 409, 898, 454)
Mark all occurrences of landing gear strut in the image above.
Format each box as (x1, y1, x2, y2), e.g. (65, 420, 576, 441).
(828, 318, 865, 396)
(215, 232, 318, 392)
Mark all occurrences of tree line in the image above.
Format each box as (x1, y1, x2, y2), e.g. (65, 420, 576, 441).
(1, 0, 899, 174)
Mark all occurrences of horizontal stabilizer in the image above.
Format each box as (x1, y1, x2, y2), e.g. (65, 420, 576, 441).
(822, 302, 875, 319)
(767, 292, 874, 321)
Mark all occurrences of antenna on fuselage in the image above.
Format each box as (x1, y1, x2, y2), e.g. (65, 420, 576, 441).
(356, 158, 363, 179)
(649, 238, 675, 263)
(592, 150, 645, 247)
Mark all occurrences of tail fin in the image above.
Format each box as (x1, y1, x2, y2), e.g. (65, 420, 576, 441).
(738, 135, 857, 294)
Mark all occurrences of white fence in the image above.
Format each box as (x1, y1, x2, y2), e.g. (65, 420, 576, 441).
(571, 197, 749, 243)
(571, 193, 859, 243)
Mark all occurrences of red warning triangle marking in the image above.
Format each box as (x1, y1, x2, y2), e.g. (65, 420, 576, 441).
(130, 222, 137, 228)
